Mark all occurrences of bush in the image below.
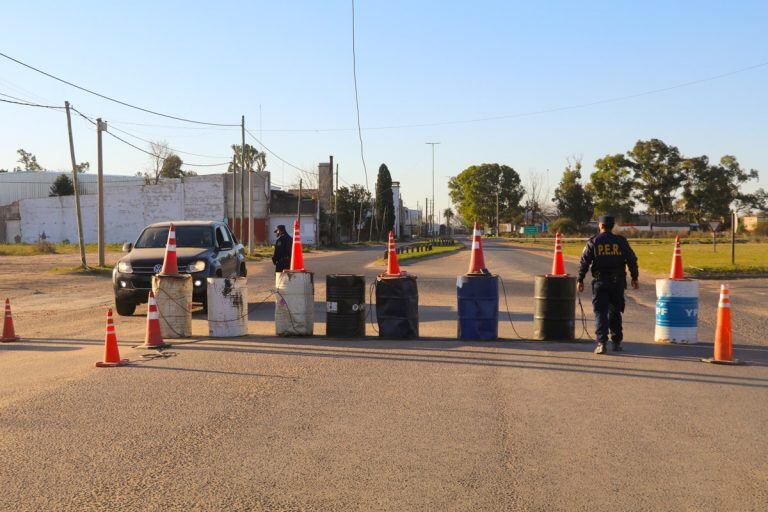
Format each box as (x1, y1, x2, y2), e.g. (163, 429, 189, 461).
(549, 217, 579, 234)
(749, 222, 768, 238)
(34, 240, 57, 254)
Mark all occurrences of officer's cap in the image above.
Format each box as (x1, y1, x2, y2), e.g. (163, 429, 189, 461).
(598, 215, 615, 227)
(275, 224, 286, 233)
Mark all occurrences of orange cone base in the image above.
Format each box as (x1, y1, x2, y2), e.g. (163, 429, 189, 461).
(701, 357, 743, 365)
(379, 271, 407, 278)
(95, 359, 129, 368)
(1, 336, 19, 343)
(544, 274, 570, 278)
(282, 269, 308, 273)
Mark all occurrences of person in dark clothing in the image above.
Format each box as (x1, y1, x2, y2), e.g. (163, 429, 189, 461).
(577, 215, 639, 354)
(272, 224, 293, 273)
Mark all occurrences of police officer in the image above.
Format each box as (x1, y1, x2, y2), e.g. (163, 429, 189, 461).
(577, 215, 639, 354)
(271, 224, 293, 273)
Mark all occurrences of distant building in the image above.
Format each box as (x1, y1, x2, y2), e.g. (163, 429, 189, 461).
(0, 170, 143, 207)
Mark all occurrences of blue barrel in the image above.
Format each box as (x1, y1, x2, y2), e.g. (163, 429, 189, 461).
(457, 274, 499, 341)
(655, 279, 699, 344)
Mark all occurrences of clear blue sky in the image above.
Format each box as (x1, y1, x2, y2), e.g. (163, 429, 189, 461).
(1, 0, 766, 216)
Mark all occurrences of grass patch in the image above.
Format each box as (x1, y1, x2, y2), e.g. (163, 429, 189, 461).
(509, 238, 768, 276)
(378, 243, 464, 265)
(0, 242, 124, 256)
(50, 265, 114, 276)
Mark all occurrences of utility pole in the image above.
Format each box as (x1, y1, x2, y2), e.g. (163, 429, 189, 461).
(329, 155, 334, 245)
(232, 153, 237, 236)
(64, 101, 86, 269)
(96, 118, 106, 267)
(731, 211, 737, 265)
(425, 142, 440, 238)
(246, 119, 254, 255)
(425, 196, 429, 237)
(496, 191, 500, 236)
(334, 162, 339, 243)
(240, 115, 246, 243)
(297, 179, 303, 225)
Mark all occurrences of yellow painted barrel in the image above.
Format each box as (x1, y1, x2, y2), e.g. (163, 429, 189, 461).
(152, 274, 193, 338)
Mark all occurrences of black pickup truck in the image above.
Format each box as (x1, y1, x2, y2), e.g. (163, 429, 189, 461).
(112, 220, 246, 315)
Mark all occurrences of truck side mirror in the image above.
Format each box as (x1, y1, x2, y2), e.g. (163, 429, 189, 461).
(122, 242, 133, 252)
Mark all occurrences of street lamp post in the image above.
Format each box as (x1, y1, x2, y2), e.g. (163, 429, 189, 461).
(425, 142, 440, 236)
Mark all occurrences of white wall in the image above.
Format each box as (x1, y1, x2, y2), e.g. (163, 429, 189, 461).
(268, 215, 316, 246)
(18, 175, 228, 243)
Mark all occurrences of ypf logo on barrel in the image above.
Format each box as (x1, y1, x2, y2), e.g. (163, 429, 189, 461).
(656, 299, 698, 327)
(351, 303, 365, 312)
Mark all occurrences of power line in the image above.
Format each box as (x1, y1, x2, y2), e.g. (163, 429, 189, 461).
(0, 96, 64, 110)
(106, 124, 230, 159)
(221, 59, 768, 134)
(351, 0, 369, 191)
(72, 107, 229, 168)
(244, 128, 318, 176)
(0, 51, 240, 127)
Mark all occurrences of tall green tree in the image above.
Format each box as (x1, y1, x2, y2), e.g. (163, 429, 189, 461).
(552, 159, 593, 226)
(587, 153, 635, 220)
(17, 149, 42, 171)
(49, 174, 74, 196)
(448, 163, 525, 227)
(375, 163, 395, 237)
(228, 143, 266, 174)
(626, 139, 683, 220)
(681, 155, 758, 223)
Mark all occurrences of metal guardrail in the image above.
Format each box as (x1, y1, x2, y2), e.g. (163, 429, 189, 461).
(383, 238, 456, 259)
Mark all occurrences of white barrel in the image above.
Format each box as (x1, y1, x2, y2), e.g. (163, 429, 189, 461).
(206, 277, 248, 337)
(655, 278, 699, 344)
(275, 271, 314, 336)
(152, 274, 193, 338)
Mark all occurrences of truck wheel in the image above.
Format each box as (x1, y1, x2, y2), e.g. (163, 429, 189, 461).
(115, 298, 136, 316)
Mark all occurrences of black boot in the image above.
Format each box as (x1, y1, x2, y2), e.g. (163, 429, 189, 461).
(612, 341, 623, 352)
(594, 342, 606, 355)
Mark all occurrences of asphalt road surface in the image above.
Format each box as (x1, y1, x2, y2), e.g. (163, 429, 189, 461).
(1, 240, 767, 511)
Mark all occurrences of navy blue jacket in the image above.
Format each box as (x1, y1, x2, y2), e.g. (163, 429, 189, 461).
(577, 231, 639, 283)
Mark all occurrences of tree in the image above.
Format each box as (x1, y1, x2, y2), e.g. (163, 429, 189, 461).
(228, 143, 266, 175)
(522, 170, 552, 225)
(681, 155, 759, 223)
(75, 161, 90, 173)
(17, 149, 42, 171)
(160, 154, 185, 179)
(734, 188, 767, 214)
(443, 208, 454, 235)
(448, 163, 525, 227)
(335, 184, 372, 238)
(49, 174, 74, 196)
(552, 158, 593, 226)
(375, 163, 395, 237)
(587, 153, 635, 221)
(626, 139, 683, 220)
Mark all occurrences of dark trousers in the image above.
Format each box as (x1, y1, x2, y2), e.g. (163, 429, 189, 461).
(592, 280, 625, 343)
(274, 258, 290, 273)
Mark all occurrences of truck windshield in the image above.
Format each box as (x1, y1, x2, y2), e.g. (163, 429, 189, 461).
(134, 226, 214, 249)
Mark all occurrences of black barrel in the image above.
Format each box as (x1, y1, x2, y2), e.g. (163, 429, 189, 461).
(375, 275, 419, 339)
(533, 275, 576, 341)
(326, 274, 366, 338)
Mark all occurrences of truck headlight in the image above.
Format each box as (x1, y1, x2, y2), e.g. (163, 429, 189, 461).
(188, 260, 206, 272)
(117, 261, 133, 273)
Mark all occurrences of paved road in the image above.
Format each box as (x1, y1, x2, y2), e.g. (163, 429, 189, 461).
(1, 241, 767, 511)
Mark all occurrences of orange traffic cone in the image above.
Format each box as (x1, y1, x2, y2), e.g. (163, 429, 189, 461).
(289, 220, 305, 271)
(550, 232, 566, 276)
(140, 291, 170, 349)
(96, 309, 129, 367)
(160, 223, 179, 276)
(467, 222, 489, 274)
(1, 298, 19, 342)
(669, 235, 684, 279)
(703, 284, 742, 365)
(384, 231, 404, 276)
